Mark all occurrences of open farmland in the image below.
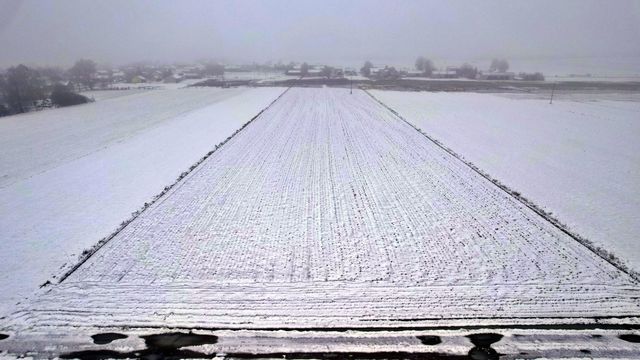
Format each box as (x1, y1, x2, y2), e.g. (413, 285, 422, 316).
(3, 87, 639, 356)
(369, 90, 640, 272)
(0, 87, 262, 187)
(0, 87, 285, 314)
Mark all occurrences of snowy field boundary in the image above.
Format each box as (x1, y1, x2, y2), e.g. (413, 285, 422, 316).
(4, 326, 640, 359)
(51, 87, 291, 285)
(363, 89, 640, 282)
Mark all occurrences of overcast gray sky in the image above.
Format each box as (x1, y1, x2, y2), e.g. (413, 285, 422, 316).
(1, 0, 640, 71)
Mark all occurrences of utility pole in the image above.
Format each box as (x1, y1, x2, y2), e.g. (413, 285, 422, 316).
(350, 76, 353, 94)
(550, 83, 556, 104)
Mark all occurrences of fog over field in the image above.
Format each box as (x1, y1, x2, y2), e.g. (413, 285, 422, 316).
(1, 0, 640, 74)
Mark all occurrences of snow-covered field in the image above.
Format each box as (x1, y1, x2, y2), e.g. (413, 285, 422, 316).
(1, 87, 639, 357)
(0, 87, 284, 314)
(371, 90, 640, 271)
(1, 88, 250, 187)
(5, 87, 637, 343)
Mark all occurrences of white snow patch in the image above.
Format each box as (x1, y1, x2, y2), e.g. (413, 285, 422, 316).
(371, 90, 640, 270)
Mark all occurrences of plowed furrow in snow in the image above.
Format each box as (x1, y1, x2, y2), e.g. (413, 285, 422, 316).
(12, 282, 640, 329)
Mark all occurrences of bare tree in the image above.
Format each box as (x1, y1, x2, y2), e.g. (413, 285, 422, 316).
(360, 60, 373, 76)
(0, 73, 9, 116)
(5, 65, 45, 114)
(0, 73, 7, 101)
(415, 56, 426, 71)
(424, 59, 435, 76)
(415, 57, 435, 76)
(458, 63, 478, 79)
(321, 66, 334, 79)
(300, 62, 309, 76)
(490, 58, 509, 72)
(69, 59, 97, 90)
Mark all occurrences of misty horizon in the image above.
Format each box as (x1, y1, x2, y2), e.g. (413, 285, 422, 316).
(2, 0, 640, 75)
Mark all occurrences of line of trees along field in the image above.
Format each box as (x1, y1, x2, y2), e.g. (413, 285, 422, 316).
(0, 60, 96, 117)
(360, 57, 542, 81)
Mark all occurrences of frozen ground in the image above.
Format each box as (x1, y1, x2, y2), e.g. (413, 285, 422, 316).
(1, 87, 251, 187)
(371, 90, 640, 271)
(0, 87, 284, 314)
(5, 87, 636, 331)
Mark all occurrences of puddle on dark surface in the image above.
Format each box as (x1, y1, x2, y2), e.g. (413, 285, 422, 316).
(91, 332, 127, 345)
(619, 334, 640, 343)
(141, 331, 218, 349)
(468, 346, 499, 360)
(466, 333, 503, 347)
(61, 349, 209, 360)
(417, 335, 442, 345)
(0, 333, 8, 340)
(60, 349, 138, 360)
(466, 333, 503, 360)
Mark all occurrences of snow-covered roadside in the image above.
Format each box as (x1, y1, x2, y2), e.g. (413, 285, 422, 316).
(0, 87, 285, 314)
(371, 90, 640, 270)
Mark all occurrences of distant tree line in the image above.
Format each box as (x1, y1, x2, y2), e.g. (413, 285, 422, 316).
(0, 60, 94, 117)
(358, 58, 480, 80)
(356, 57, 546, 81)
